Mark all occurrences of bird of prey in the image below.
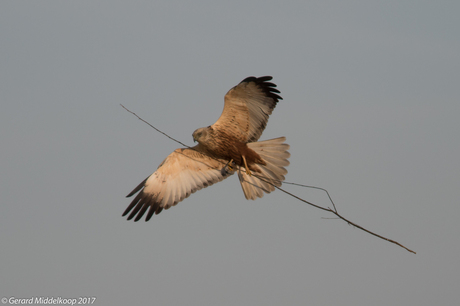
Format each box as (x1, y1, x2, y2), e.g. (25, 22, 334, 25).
(123, 76, 290, 221)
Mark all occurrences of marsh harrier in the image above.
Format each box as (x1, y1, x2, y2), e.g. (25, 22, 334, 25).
(123, 76, 290, 221)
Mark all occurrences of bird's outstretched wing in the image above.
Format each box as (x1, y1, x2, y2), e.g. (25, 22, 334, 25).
(123, 146, 233, 221)
(211, 76, 282, 143)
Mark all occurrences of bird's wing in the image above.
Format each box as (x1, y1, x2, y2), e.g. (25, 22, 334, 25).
(211, 76, 282, 143)
(123, 146, 234, 221)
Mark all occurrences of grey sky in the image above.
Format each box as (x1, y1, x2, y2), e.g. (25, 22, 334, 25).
(1, 1, 459, 305)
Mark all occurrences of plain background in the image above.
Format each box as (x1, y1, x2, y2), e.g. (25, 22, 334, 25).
(1, 1, 459, 305)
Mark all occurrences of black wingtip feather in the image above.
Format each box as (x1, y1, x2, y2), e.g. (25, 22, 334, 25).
(123, 189, 164, 221)
(126, 177, 149, 198)
(127, 197, 147, 221)
(135, 202, 150, 222)
(123, 190, 144, 215)
(240, 76, 283, 102)
(145, 206, 156, 221)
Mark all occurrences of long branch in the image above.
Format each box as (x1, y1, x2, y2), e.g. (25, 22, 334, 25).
(121, 104, 416, 254)
(253, 175, 416, 254)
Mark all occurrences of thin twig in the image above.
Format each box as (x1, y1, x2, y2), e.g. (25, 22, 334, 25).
(329, 208, 416, 254)
(252, 175, 416, 254)
(121, 104, 416, 254)
(282, 181, 338, 213)
(121, 104, 191, 149)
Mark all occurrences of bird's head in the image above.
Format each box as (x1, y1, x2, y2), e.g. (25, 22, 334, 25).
(192, 127, 208, 144)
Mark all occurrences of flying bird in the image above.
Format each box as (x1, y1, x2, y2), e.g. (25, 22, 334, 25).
(123, 76, 290, 221)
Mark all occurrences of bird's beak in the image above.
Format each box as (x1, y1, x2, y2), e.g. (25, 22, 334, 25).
(193, 136, 196, 143)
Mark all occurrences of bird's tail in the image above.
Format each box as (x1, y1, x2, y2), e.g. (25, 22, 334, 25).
(238, 137, 290, 200)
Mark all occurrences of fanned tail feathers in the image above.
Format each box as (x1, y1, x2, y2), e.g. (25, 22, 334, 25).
(238, 137, 290, 200)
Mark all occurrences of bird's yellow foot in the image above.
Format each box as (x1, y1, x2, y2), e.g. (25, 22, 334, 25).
(227, 159, 234, 171)
(242, 156, 252, 176)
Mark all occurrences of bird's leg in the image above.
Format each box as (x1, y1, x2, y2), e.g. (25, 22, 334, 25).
(242, 156, 252, 176)
(227, 159, 234, 171)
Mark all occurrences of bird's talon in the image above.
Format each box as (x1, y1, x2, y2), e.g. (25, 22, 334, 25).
(227, 159, 234, 171)
(242, 156, 252, 176)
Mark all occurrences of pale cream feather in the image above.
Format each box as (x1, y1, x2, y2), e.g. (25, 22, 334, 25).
(123, 146, 234, 221)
